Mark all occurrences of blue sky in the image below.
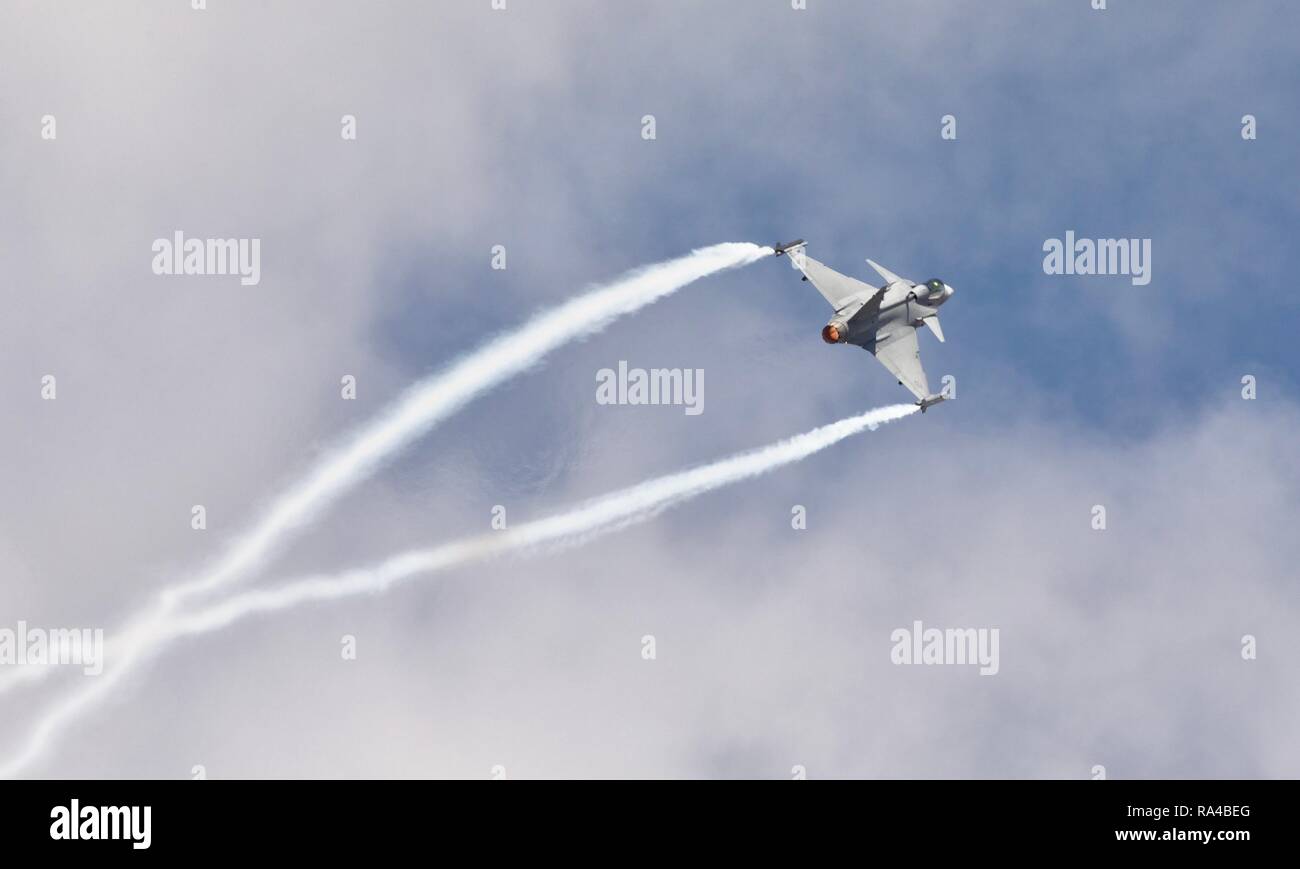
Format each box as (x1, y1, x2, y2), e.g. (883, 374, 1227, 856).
(369, 0, 1298, 440)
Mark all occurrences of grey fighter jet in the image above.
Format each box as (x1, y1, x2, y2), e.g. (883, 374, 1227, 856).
(773, 240, 954, 411)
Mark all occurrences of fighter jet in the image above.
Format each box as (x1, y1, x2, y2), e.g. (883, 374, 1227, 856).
(773, 240, 954, 411)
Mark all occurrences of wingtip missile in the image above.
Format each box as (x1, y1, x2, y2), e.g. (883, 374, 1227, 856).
(918, 394, 948, 413)
(773, 239, 805, 257)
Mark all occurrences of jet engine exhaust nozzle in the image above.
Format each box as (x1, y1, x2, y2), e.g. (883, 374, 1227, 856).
(822, 322, 847, 344)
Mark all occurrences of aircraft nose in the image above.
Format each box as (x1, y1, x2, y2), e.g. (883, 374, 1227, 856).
(945, 283, 955, 298)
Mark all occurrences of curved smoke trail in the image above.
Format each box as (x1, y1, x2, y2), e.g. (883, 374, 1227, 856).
(164, 241, 771, 606)
(0, 404, 917, 777)
(0, 242, 770, 699)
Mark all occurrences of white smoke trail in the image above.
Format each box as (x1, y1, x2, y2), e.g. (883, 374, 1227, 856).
(164, 241, 771, 606)
(0, 404, 917, 777)
(0, 242, 770, 699)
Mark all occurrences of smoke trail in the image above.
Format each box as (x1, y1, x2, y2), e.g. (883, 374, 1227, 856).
(177, 403, 920, 628)
(0, 242, 770, 699)
(0, 404, 917, 778)
(165, 241, 771, 606)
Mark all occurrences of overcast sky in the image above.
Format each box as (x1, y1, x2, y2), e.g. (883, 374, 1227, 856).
(1, 0, 1297, 778)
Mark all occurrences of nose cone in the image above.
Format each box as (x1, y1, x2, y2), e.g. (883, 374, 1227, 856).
(944, 283, 955, 299)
